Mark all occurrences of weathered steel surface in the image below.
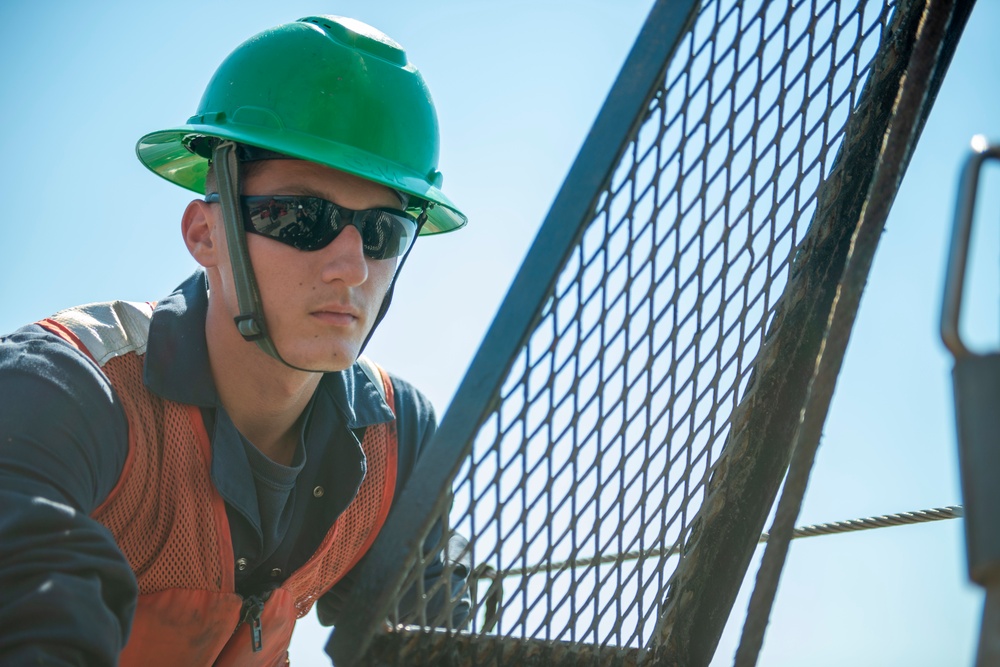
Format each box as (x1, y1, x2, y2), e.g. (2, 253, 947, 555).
(733, 1, 969, 663)
(360, 629, 655, 667)
(652, 1, 975, 665)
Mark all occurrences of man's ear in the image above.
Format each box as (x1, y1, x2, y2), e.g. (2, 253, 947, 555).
(182, 199, 224, 267)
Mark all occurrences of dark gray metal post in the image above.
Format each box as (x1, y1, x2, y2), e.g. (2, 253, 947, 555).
(941, 138, 1000, 667)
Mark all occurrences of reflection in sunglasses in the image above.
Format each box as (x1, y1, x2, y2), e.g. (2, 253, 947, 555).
(207, 193, 417, 258)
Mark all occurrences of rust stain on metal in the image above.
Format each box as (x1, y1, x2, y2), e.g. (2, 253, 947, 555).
(361, 629, 656, 667)
(650, 1, 972, 665)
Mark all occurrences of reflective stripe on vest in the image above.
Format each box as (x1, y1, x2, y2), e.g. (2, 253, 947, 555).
(38, 301, 398, 666)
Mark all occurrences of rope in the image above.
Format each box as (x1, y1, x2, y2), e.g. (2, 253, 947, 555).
(477, 505, 963, 580)
(469, 505, 962, 634)
(762, 505, 963, 541)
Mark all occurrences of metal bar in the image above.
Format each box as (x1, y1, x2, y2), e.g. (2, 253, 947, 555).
(977, 588, 1000, 667)
(650, 1, 976, 664)
(952, 354, 1000, 666)
(326, 1, 701, 663)
(359, 629, 655, 667)
(941, 137, 1000, 359)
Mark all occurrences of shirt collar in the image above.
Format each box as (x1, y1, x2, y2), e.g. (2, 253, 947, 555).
(143, 269, 395, 427)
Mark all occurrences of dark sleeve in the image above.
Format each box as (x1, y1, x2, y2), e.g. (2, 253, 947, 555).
(0, 326, 137, 665)
(316, 376, 471, 629)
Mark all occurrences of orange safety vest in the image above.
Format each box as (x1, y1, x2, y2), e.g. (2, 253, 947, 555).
(38, 301, 398, 666)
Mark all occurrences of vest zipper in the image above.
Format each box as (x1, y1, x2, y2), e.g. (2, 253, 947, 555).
(239, 594, 265, 653)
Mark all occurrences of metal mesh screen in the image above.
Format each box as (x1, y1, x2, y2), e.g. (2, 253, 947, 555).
(327, 0, 970, 664)
(386, 0, 897, 648)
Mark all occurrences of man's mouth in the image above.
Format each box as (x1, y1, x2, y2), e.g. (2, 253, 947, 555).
(311, 306, 359, 326)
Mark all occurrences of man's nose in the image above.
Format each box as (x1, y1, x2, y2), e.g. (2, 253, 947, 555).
(319, 224, 368, 286)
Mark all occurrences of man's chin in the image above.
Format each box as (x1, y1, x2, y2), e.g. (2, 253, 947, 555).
(284, 348, 360, 373)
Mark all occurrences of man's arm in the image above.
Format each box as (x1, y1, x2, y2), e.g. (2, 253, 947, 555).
(0, 327, 137, 665)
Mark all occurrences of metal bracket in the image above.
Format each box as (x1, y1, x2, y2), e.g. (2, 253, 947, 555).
(941, 137, 1000, 667)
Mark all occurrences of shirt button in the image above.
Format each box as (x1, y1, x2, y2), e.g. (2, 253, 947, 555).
(271, 568, 282, 578)
(313, 486, 324, 498)
(236, 558, 248, 571)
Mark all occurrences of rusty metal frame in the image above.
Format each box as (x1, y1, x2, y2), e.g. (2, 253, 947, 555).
(654, 1, 975, 665)
(358, 630, 655, 667)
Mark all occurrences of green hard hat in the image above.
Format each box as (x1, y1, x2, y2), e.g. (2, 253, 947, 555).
(136, 15, 466, 234)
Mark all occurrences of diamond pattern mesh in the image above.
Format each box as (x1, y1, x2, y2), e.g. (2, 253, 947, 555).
(390, 0, 897, 649)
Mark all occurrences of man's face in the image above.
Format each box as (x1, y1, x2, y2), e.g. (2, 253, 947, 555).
(218, 159, 401, 372)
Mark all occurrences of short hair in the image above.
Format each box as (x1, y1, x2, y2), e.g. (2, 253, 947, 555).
(203, 159, 267, 194)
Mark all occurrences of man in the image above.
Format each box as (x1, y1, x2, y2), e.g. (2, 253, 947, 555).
(0, 15, 468, 666)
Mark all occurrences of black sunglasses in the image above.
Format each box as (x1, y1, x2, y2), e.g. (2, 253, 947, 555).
(205, 194, 418, 259)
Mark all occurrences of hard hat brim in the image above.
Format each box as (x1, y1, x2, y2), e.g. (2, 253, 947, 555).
(136, 125, 467, 235)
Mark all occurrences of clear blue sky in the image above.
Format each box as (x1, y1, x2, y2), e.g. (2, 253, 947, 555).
(1, 2, 996, 665)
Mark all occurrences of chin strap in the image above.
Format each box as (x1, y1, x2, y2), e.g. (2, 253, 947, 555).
(214, 141, 264, 342)
(214, 141, 317, 371)
(211, 140, 424, 370)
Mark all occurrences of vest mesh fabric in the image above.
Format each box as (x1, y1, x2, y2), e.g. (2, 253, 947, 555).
(90, 347, 397, 605)
(93, 352, 228, 593)
(37, 304, 399, 664)
(286, 369, 397, 617)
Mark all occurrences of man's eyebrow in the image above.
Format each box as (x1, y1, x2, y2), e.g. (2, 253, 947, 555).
(270, 186, 401, 209)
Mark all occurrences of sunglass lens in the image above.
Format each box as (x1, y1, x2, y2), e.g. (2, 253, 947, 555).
(359, 210, 409, 259)
(244, 197, 331, 251)
(243, 196, 415, 257)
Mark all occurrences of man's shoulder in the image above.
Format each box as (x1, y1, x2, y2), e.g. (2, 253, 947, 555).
(376, 364, 434, 414)
(349, 358, 436, 425)
(0, 317, 128, 420)
(43, 300, 155, 366)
